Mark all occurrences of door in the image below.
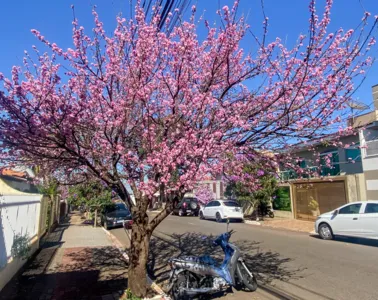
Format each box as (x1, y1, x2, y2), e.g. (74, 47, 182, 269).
(359, 203, 378, 238)
(212, 201, 221, 219)
(331, 203, 363, 237)
(203, 201, 214, 218)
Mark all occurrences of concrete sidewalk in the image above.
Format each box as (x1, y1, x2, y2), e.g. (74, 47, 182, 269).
(0, 213, 130, 300)
(246, 218, 315, 233)
(260, 218, 315, 233)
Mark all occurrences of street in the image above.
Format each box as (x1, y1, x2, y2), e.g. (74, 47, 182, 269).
(112, 214, 378, 300)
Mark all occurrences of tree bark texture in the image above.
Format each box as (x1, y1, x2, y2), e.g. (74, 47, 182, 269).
(128, 197, 151, 297)
(127, 193, 182, 296)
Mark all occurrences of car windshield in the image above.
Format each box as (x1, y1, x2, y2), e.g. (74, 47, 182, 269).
(184, 198, 197, 202)
(223, 201, 240, 207)
(106, 203, 130, 213)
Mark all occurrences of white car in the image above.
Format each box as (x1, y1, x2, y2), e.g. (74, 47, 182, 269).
(315, 201, 378, 240)
(199, 200, 244, 222)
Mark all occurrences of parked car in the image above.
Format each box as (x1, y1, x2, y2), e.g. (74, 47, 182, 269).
(172, 197, 200, 216)
(315, 201, 378, 240)
(199, 200, 244, 222)
(101, 201, 133, 230)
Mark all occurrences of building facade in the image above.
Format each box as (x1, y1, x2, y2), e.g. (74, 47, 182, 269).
(357, 85, 378, 200)
(278, 84, 378, 220)
(278, 133, 367, 220)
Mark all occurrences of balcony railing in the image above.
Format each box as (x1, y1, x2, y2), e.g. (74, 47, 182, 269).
(279, 165, 340, 181)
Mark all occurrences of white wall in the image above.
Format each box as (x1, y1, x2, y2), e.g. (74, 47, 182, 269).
(0, 182, 45, 291)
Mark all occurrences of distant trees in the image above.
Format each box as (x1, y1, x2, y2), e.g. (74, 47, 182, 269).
(67, 181, 113, 226)
(225, 165, 278, 217)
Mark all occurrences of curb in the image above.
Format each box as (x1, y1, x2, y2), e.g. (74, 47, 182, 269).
(244, 220, 262, 226)
(101, 227, 130, 262)
(101, 227, 171, 300)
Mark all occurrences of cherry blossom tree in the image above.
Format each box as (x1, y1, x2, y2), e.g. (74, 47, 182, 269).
(195, 185, 214, 206)
(0, 0, 377, 296)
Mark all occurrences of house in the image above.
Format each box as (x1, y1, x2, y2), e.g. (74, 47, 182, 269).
(277, 85, 378, 221)
(149, 175, 226, 210)
(185, 175, 226, 200)
(277, 133, 366, 221)
(351, 84, 378, 201)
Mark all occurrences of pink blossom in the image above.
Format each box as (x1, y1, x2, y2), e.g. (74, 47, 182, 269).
(0, 0, 374, 230)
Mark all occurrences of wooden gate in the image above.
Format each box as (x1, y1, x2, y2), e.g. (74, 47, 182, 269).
(294, 181, 347, 221)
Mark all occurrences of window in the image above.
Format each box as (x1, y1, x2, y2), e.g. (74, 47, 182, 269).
(206, 201, 214, 208)
(339, 203, 361, 214)
(298, 159, 306, 169)
(223, 201, 240, 207)
(213, 201, 221, 207)
(364, 203, 378, 214)
(366, 139, 378, 157)
(320, 151, 340, 176)
(183, 198, 197, 203)
(345, 147, 361, 163)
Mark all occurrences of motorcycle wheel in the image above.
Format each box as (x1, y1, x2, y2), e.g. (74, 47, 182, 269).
(236, 261, 257, 292)
(268, 211, 274, 218)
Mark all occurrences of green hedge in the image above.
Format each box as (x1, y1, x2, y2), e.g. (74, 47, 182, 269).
(273, 187, 291, 211)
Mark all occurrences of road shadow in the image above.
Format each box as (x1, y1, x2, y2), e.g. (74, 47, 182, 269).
(148, 231, 304, 296)
(310, 234, 378, 247)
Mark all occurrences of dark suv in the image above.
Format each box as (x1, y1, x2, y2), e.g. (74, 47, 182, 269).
(172, 198, 200, 217)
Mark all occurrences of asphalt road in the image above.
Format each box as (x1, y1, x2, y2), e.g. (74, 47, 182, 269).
(112, 214, 378, 300)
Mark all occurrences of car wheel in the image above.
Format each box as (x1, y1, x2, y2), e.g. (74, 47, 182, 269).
(318, 223, 334, 240)
(200, 211, 204, 220)
(216, 212, 223, 223)
(179, 209, 185, 217)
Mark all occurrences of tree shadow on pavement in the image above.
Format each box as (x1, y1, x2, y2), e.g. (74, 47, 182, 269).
(1, 246, 131, 300)
(148, 232, 304, 291)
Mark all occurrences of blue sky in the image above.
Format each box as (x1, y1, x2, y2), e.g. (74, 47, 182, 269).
(1, 0, 378, 110)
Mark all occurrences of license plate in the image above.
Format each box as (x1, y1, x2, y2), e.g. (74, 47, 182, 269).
(117, 220, 124, 224)
(186, 210, 191, 212)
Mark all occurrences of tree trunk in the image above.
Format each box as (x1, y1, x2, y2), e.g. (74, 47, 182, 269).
(126, 192, 180, 297)
(128, 197, 151, 297)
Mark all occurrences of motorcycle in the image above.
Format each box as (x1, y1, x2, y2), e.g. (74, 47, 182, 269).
(260, 204, 274, 218)
(167, 224, 257, 299)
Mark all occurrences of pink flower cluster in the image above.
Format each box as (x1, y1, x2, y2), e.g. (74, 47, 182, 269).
(195, 185, 214, 205)
(0, 0, 376, 203)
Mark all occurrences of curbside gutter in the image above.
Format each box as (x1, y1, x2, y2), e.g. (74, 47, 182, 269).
(101, 227, 171, 300)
